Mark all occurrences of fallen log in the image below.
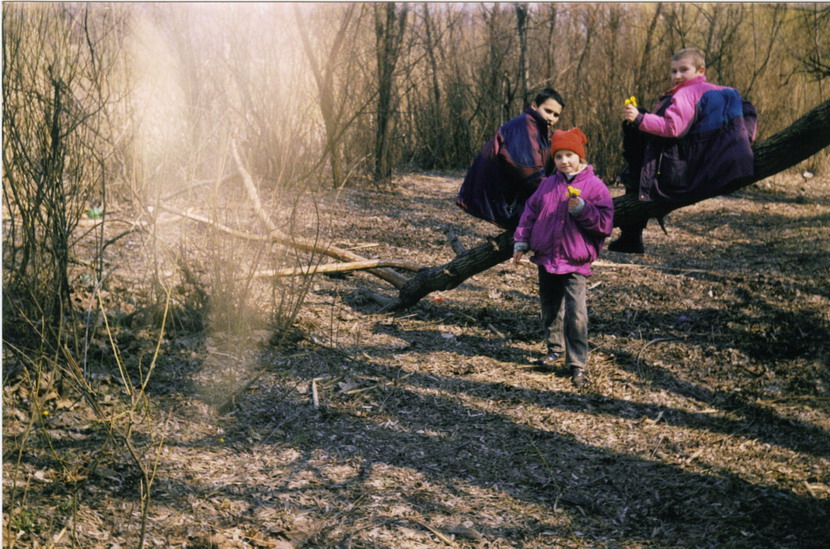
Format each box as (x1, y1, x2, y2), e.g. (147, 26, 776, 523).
(381, 98, 830, 310)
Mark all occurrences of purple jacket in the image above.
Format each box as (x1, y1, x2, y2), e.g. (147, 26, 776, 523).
(628, 75, 757, 203)
(457, 107, 552, 229)
(514, 166, 614, 276)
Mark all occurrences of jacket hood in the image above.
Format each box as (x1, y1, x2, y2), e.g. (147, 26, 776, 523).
(666, 74, 708, 96)
(553, 164, 595, 182)
(525, 106, 551, 134)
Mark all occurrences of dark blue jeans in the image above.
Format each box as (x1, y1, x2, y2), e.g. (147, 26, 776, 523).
(537, 268, 589, 370)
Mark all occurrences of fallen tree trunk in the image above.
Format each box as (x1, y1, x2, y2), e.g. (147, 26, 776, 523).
(384, 98, 830, 310)
(610, 98, 830, 227)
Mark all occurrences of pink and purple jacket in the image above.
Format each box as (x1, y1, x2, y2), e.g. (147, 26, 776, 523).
(630, 75, 757, 203)
(513, 166, 614, 277)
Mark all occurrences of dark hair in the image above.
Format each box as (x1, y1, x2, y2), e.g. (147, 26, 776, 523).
(533, 87, 565, 110)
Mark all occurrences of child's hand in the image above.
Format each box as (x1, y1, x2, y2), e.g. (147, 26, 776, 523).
(512, 251, 524, 265)
(623, 104, 639, 122)
(566, 185, 582, 211)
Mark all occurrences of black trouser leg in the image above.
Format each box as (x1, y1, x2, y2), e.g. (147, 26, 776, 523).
(608, 221, 646, 254)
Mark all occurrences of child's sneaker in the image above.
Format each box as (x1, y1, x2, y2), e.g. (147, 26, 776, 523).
(571, 367, 587, 387)
(536, 353, 563, 368)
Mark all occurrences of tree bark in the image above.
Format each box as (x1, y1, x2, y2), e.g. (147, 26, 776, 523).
(373, 3, 408, 185)
(383, 98, 830, 310)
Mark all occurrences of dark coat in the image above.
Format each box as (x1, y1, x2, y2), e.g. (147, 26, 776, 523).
(625, 76, 757, 204)
(457, 108, 552, 229)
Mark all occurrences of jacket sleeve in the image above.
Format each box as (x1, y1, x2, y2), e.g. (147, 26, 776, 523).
(495, 118, 547, 197)
(637, 89, 698, 138)
(571, 183, 614, 238)
(513, 187, 543, 243)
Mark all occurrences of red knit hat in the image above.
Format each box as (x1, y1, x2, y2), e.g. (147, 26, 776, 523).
(551, 128, 588, 159)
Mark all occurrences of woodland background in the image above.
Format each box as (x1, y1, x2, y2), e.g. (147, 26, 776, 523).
(3, 2, 830, 546)
(5, 1, 830, 345)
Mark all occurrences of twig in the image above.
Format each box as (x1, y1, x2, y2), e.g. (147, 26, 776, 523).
(635, 337, 681, 374)
(408, 517, 456, 547)
(312, 379, 320, 408)
(343, 372, 413, 395)
(255, 258, 422, 278)
(649, 434, 667, 458)
(487, 324, 505, 339)
(593, 260, 722, 276)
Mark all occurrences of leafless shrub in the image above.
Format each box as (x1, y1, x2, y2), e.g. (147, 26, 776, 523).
(3, 3, 129, 355)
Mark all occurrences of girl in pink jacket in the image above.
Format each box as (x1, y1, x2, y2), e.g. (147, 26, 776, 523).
(513, 128, 614, 387)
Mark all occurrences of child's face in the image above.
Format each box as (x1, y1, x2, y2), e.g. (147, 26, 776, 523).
(670, 57, 705, 86)
(531, 98, 563, 127)
(553, 150, 581, 174)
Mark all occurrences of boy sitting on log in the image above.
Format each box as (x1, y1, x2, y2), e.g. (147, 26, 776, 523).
(611, 47, 758, 253)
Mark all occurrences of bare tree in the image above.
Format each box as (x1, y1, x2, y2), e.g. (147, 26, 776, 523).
(3, 4, 127, 348)
(541, 4, 558, 85)
(373, 2, 409, 184)
(479, 4, 513, 131)
(634, 3, 665, 100)
(294, 4, 364, 189)
(796, 5, 830, 84)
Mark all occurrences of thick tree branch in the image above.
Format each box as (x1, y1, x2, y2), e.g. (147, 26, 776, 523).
(255, 259, 422, 278)
(383, 99, 830, 310)
(230, 140, 410, 288)
(154, 203, 415, 288)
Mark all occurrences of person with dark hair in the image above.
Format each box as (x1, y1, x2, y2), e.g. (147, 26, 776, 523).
(457, 88, 566, 230)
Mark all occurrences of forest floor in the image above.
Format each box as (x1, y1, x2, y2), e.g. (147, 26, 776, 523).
(3, 171, 830, 548)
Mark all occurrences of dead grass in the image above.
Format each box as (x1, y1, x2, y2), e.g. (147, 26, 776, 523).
(4, 172, 830, 547)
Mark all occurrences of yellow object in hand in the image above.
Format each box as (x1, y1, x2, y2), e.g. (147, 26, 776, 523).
(566, 185, 582, 198)
(624, 95, 638, 107)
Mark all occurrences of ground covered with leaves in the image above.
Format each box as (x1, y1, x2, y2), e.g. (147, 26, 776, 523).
(4, 172, 830, 547)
